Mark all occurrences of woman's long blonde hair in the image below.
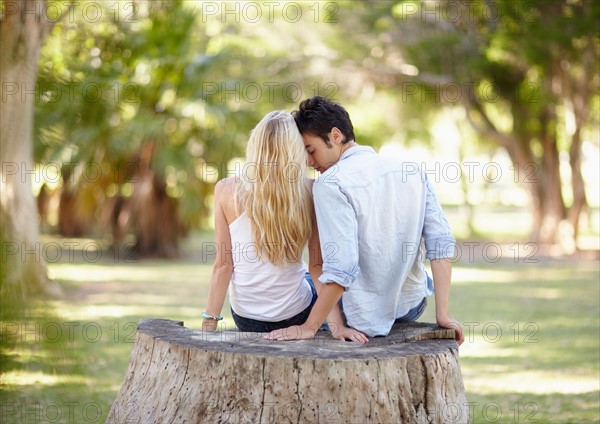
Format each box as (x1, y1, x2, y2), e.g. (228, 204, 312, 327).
(236, 110, 312, 265)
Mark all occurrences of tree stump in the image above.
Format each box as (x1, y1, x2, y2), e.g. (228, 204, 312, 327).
(106, 319, 469, 424)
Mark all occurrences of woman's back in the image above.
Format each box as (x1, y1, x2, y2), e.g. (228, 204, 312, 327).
(203, 110, 319, 332)
(228, 211, 312, 321)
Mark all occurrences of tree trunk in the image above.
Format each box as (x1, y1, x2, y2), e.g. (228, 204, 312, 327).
(0, 0, 58, 297)
(131, 173, 181, 258)
(530, 128, 565, 244)
(565, 35, 593, 250)
(567, 129, 586, 247)
(458, 141, 476, 236)
(125, 143, 182, 258)
(107, 319, 469, 424)
(58, 187, 91, 237)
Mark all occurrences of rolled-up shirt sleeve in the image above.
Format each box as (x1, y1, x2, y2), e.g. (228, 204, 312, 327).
(422, 172, 456, 259)
(313, 178, 360, 289)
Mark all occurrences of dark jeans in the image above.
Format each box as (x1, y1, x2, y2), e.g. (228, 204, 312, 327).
(336, 274, 432, 332)
(231, 273, 318, 332)
(395, 296, 427, 322)
(394, 274, 433, 323)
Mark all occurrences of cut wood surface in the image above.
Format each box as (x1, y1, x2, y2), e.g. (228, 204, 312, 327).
(106, 318, 469, 424)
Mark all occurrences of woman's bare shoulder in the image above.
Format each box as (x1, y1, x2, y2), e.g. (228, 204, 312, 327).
(215, 177, 237, 194)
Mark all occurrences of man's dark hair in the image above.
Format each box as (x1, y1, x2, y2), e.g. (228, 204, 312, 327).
(292, 96, 355, 146)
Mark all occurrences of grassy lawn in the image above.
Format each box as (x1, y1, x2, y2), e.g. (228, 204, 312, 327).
(420, 262, 600, 423)
(1, 233, 598, 423)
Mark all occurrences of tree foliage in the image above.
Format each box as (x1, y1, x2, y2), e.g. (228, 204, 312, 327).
(35, 0, 335, 255)
(31, 0, 600, 255)
(327, 0, 600, 245)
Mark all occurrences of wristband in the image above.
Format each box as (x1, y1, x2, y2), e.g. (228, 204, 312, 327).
(201, 312, 223, 321)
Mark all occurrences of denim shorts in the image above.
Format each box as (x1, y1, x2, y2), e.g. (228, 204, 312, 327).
(231, 272, 318, 332)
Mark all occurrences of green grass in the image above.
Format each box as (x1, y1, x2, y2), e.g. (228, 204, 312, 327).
(1, 233, 599, 424)
(420, 262, 600, 423)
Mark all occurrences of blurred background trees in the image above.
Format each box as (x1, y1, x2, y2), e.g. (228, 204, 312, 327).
(321, 0, 599, 245)
(2, 0, 599, 295)
(33, 0, 340, 257)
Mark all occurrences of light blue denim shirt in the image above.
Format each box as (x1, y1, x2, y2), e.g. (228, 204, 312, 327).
(313, 145, 455, 337)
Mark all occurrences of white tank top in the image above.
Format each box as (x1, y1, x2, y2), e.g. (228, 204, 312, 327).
(228, 212, 313, 321)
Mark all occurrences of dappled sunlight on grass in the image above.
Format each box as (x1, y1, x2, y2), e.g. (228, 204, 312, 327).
(1, 371, 88, 387)
(452, 264, 596, 285)
(524, 287, 562, 299)
(465, 371, 599, 395)
(54, 304, 176, 320)
(453, 267, 519, 284)
(460, 340, 521, 359)
(461, 338, 600, 395)
(48, 261, 211, 285)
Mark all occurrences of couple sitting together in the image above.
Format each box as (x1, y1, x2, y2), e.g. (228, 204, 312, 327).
(201, 96, 464, 345)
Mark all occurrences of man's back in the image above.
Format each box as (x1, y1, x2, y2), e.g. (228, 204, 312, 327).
(314, 145, 454, 336)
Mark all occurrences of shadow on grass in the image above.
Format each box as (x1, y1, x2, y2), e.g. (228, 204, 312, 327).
(0, 299, 102, 423)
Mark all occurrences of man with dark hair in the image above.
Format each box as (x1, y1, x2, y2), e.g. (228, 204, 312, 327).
(266, 96, 464, 344)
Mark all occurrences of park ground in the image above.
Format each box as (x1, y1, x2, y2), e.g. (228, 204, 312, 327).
(1, 225, 599, 424)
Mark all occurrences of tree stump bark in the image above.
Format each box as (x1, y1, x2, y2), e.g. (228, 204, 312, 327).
(106, 319, 469, 424)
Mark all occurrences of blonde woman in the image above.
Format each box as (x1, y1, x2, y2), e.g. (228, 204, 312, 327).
(201, 111, 367, 341)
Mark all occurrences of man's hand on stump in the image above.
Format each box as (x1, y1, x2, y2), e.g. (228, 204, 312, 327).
(436, 314, 464, 345)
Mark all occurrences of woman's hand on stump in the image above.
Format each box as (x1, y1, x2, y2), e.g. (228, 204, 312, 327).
(202, 319, 218, 331)
(264, 324, 317, 341)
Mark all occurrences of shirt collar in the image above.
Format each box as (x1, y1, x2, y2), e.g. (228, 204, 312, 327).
(339, 145, 376, 162)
